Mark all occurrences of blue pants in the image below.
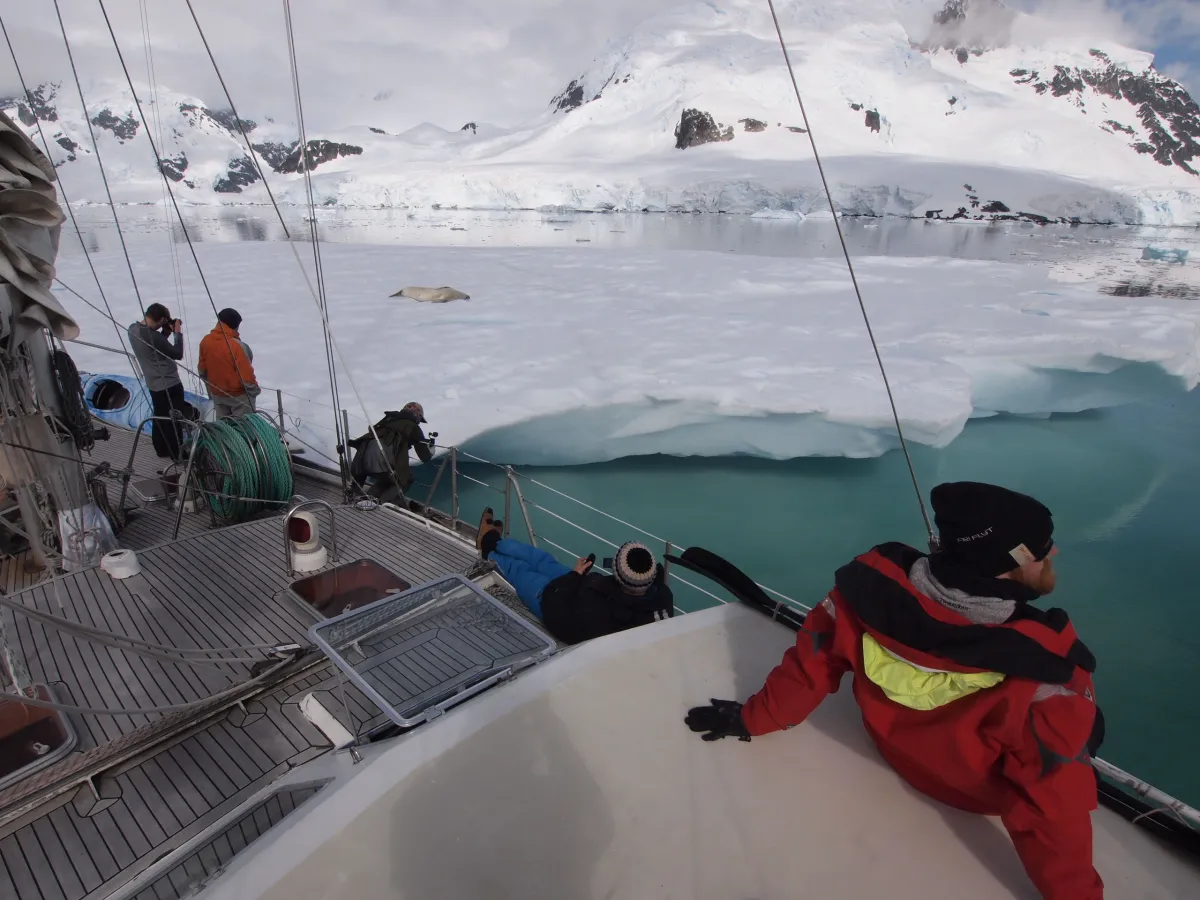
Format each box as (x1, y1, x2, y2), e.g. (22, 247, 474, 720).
(489, 538, 570, 619)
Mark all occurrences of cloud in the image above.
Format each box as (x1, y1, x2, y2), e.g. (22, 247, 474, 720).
(2, 0, 1196, 137)
(1009, 0, 1200, 77)
(0, 0, 659, 132)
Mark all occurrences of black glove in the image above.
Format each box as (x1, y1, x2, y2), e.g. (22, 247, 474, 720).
(685, 698, 751, 742)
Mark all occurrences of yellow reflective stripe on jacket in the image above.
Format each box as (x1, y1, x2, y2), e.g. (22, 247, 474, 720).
(862, 634, 1006, 711)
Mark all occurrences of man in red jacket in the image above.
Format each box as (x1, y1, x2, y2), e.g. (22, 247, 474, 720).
(685, 482, 1104, 900)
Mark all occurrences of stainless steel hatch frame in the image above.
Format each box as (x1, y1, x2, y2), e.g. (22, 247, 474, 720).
(308, 575, 556, 729)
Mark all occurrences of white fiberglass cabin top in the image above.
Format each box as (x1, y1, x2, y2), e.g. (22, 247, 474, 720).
(200, 604, 1200, 900)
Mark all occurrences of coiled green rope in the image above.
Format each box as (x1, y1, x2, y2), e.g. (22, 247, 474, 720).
(192, 413, 294, 523)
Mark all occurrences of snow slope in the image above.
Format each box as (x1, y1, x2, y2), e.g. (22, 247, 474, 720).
(5, 0, 1200, 223)
(54, 242, 1200, 466)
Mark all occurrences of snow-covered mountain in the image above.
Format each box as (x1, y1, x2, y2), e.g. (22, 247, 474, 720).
(6, 0, 1200, 223)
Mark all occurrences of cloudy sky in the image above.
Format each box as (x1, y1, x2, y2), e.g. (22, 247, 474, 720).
(1, 0, 1197, 134)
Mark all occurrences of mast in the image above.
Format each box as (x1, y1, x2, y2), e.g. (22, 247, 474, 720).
(0, 109, 90, 691)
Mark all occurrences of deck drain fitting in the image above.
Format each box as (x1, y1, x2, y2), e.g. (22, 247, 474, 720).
(100, 549, 141, 579)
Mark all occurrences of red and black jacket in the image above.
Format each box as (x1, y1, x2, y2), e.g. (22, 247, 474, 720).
(741, 543, 1104, 900)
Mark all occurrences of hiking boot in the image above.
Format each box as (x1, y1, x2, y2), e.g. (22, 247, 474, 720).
(480, 527, 502, 561)
(476, 507, 495, 552)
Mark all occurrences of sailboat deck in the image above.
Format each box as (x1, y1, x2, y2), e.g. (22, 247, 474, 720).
(83, 424, 344, 549)
(0, 493, 485, 899)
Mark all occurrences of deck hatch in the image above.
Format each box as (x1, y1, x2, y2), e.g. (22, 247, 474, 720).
(289, 558, 411, 618)
(308, 574, 556, 728)
(0, 683, 78, 792)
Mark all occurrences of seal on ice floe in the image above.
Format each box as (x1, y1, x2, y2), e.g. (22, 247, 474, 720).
(389, 286, 471, 302)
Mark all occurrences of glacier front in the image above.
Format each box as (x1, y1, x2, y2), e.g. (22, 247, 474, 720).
(5, 0, 1200, 224)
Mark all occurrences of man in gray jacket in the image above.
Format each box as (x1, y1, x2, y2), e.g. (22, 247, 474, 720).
(128, 303, 187, 459)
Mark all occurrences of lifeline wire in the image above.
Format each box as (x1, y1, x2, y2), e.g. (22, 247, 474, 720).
(764, 0, 934, 541)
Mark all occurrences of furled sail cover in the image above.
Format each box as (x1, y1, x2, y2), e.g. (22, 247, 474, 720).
(0, 109, 78, 340)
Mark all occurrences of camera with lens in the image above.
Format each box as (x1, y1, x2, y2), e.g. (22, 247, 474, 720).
(159, 317, 181, 335)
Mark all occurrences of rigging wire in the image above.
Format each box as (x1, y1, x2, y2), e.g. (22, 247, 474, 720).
(2, 10, 120, 555)
(181, 0, 411, 501)
(137, 0, 195, 393)
(50, 0, 147, 322)
(52, 277, 368, 471)
(0, 433, 295, 516)
(0, 12, 138, 383)
(0, 589, 293, 655)
(764, 0, 934, 542)
(93, 0, 259, 415)
(280, 0, 347, 489)
(0, 658, 291, 718)
(55, 276, 367, 423)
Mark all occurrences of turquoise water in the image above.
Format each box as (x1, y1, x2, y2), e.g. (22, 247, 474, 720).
(422, 385, 1200, 808)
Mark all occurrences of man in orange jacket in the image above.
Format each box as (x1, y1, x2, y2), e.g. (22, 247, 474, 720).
(197, 308, 260, 418)
(686, 482, 1104, 900)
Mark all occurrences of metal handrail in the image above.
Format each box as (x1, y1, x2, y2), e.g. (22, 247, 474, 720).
(453, 448, 809, 613)
(116, 413, 199, 512)
(283, 498, 339, 576)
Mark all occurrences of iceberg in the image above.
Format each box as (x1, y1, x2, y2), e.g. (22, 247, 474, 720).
(1142, 247, 1190, 265)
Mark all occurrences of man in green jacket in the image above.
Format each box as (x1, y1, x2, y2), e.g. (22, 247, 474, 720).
(347, 401, 434, 504)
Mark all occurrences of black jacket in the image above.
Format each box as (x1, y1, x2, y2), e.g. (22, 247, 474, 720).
(539, 565, 674, 645)
(348, 410, 432, 489)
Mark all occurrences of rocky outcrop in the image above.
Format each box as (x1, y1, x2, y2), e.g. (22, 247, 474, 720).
(551, 79, 586, 113)
(251, 141, 294, 171)
(933, 0, 968, 25)
(158, 152, 188, 182)
(274, 139, 363, 174)
(213, 156, 259, 193)
(926, 187, 1067, 223)
(550, 66, 630, 114)
(244, 137, 367, 177)
(865, 110, 881, 133)
(922, 0, 1015, 56)
(674, 109, 734, 149)
(785, 125, 808, 133)
(0, 84, 59, 126)
(461, 122, 477, 134)
(739, 118, 766, 132)
(369, 127, 386, 134)
(178, 103, 256, 138)
(54, 135, 77, 160)
(208, 108, 255, 134)
(90, 108, 139, 142)
(1010, 51, 1200, 175)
